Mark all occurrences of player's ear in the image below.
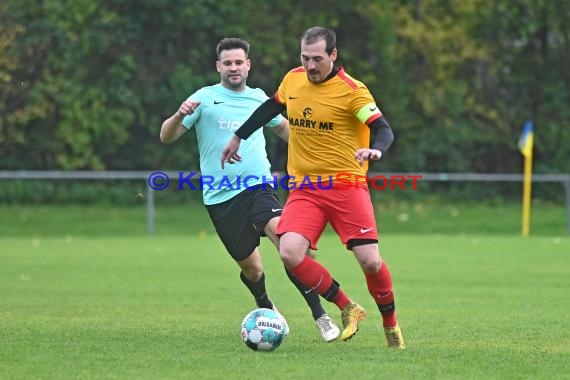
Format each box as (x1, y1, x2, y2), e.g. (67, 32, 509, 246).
(216, 61, 221, 73)
(330, 48, 338, 62)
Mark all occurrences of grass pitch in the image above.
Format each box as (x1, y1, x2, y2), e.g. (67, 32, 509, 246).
(1, 233, 569, 379)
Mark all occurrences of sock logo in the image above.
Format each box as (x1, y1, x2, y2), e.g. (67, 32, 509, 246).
(304, 275, 323, 294)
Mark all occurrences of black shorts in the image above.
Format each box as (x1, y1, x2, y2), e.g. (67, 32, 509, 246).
(205, 186, 283, 262)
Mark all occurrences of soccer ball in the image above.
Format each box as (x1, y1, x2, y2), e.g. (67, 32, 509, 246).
(241, 308, 287, 351)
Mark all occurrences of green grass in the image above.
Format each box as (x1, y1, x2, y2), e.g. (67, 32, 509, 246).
(1, 234, 569, 379)
(0, 201, 568, 237)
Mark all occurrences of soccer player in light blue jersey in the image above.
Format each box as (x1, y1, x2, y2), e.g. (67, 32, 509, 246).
(160, 38, 339, 342)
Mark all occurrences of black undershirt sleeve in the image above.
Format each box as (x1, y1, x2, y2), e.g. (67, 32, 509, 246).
(368, 116, 395, 154)
(234, 98, 286, 140)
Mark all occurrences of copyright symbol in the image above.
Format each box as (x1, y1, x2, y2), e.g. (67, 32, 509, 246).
(148, 172, 170, 190)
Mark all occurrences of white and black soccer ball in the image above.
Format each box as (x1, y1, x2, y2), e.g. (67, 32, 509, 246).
(240, 308, 287, 351)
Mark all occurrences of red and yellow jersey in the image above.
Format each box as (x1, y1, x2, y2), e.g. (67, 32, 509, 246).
(274, 67, 382, 183)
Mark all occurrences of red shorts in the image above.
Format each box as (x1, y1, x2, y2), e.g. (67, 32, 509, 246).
(276, 184, 378, 250)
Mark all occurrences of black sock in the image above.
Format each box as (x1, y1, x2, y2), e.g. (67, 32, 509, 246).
(322, 279, 340, 303)
(284, 266, 326, 320)
(240, 271, 273, 309)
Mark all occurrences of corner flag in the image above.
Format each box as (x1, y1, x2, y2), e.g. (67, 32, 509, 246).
(518, 120, 534, 157)
(518, 120, 534, 237)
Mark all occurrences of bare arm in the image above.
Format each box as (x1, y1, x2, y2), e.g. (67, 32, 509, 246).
(160, 99, 201, 143)
(220, 134, 242, 169)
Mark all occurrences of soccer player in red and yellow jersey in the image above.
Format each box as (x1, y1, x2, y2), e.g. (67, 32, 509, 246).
(221, 27, 405, 348)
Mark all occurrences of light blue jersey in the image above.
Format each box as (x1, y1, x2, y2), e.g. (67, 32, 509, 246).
(181, 84, 284, 205)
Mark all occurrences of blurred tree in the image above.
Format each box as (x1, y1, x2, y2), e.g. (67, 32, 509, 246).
(0, 0, 568, 175)
(474, 0, 570, 173)
(387, 0, 570, 173)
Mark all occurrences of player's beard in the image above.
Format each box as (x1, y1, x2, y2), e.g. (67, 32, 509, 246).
(223, 73, 247, 90)
(306, 62, 333, 83)
(307, 70, 322, 83)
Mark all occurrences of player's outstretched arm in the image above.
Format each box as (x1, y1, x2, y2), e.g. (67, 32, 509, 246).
(234, 98, 286, 140)
(221, 98, 285, 168)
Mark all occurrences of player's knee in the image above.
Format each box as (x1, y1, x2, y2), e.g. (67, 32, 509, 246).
(279, 245, 304, 267)
(278, 233, 309, 267)
(350, 240, 382, 273)
(358, 255, 382, 273)
(239, 257, 264, 280)
(363, 261, 381, 273)
(278, 248, 296, 267)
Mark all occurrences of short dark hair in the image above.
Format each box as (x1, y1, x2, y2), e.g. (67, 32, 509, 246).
(216, 38, 250, 59)
(300, 26, 336, 55)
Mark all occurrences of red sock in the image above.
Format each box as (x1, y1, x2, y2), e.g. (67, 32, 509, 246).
(365, 262, 397, 328)
(289, 255, 350, 310)
(332, 290, 351, 310)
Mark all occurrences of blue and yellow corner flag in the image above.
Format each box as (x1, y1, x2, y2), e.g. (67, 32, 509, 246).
(518, 119, 534, 237)
(518, 120, 534, 157)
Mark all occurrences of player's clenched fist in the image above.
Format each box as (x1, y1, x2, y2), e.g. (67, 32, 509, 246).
(178, 100, 201, 116)
(354, 148, 382, 166)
